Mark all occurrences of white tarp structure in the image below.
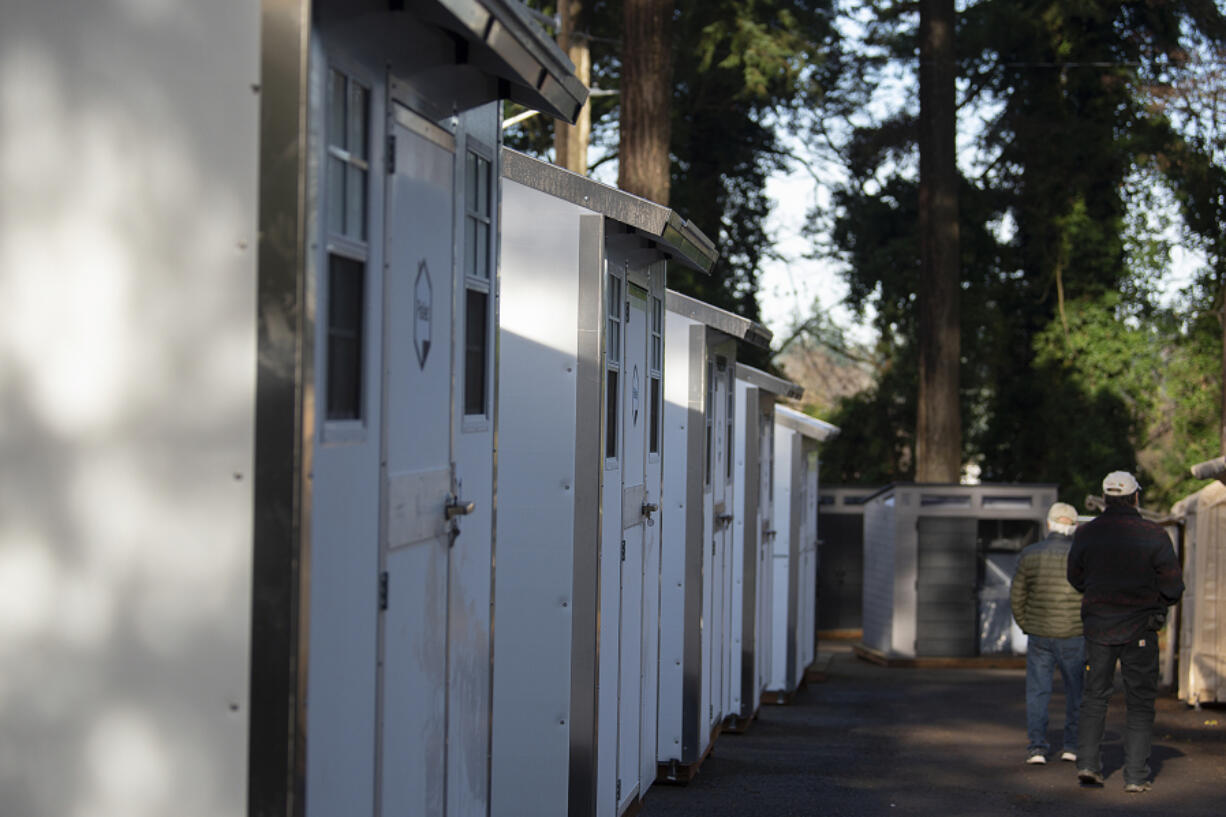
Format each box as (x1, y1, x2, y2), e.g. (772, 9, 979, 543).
(1171, 480, 1226, 705)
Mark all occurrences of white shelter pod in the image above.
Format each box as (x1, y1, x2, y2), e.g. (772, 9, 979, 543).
(726, 365, 803, 731)
(658, 292, 771, 780)
(766, 406, 839, 701)
(860, 483, 1057, 660)
(493, 150, 718, 817)
(0, 3, 584, 817)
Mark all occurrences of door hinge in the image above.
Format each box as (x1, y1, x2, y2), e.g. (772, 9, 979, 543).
(625, 301, 630, 322)
(621, 540, 626, 562)
(616, 779, 621, 802)
(386, 134, 396, 174)
(379, 571, 389, 610)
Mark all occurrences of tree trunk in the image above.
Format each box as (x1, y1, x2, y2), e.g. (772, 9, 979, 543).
(915, 0, 962, 483)
(554, 1, 591, 174)
(619, 0, 673, 204)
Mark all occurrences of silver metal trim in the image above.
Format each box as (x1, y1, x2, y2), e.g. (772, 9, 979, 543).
(734, 362, 802, 399)
(250, 2, 312, 816)
(569, 214, 604, 817)
(681, 323, 705, 762)
(393, 101, 456, 152)
(738, 388, 761, 718)
(501, 148, 719, 274)
(665, 290, 772, 349)
(786, 433, 802, 690)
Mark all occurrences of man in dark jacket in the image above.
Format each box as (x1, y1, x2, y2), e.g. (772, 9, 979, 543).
(1011, 501, 1084, 765)
(1067, 471, 1184, 793)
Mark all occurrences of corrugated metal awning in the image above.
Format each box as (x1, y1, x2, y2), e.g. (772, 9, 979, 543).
(503, 148, 719, 273)
(735, 362, 803, 399)
(665, 290, 772, 349)
(775, 404, 839, 441)
(319, 0, 589, 123)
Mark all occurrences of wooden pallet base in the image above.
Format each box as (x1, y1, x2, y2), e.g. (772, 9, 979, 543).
(760, 686, 798, 706)
(655, 721, 723, 785)
(721, 707, 757, 734)
(852, 641, 1026, 669)
(818, 628, 863, 642)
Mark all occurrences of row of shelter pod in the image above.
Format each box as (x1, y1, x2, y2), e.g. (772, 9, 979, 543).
(496, 152, 839, 812)
(0, 4, 837, 816)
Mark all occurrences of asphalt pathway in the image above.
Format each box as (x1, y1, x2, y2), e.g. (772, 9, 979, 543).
(639, 643, 1226, 817)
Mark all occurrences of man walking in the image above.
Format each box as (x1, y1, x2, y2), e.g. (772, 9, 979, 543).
(1011, 502, 1084, 765)
(1068, 471, 1184, 792)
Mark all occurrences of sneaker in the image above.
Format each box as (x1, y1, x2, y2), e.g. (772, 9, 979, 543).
(1078, 768, 1103, 785)
(1060, 750, 1077, 762)
(1124, 781, 1152, 793)
(1026, 752, 1047, 765)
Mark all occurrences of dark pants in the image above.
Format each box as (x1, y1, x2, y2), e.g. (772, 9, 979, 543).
(1077, 634, 1159, 784)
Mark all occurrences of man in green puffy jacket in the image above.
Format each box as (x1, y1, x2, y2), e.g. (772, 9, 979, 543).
(1010, 501, 1085, 765)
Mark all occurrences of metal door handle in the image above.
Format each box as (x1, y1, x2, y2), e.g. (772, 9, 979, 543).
(642, 502, 659, 518)
(763, 529, 777, 539)
(445, 497, 476, 520)
(718, 513, 734, 528)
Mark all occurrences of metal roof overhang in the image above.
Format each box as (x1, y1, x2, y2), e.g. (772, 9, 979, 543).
(665, 289, 772, 350)
(775, 404, 839, 441)
(318, 0, 589, 123)
(502, 148, 719, 273)
(735, 363, 803, 400)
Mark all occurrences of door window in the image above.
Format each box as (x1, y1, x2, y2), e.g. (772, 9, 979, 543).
(463, 147, 493, 419)
(605, 268, 623, 463)
(324, 68, 370, 424)
(648, 295, 662, 456)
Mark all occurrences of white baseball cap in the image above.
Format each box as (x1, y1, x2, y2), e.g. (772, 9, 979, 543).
(1047, 502, 1078, 525)
(1103, 471, 1140, 496)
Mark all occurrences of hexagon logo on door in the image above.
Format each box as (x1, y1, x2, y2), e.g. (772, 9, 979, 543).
(415, 260, 432, 369)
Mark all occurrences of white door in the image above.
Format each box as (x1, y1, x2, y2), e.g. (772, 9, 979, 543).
(617, 281, 649, 814)
(376, 105, 491, 817)
(640, 284, 665, 791)
(756, 409, 774, 699)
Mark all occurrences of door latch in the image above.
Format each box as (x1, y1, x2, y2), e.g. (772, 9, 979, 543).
(445, 496, 476, 520)
(641, 501, 659, 519)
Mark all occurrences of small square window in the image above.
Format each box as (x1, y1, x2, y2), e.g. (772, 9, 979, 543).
(465, 289, 488, 417)
(326, 254, 365, 421)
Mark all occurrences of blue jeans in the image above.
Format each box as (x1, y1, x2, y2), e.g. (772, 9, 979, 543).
(1078, 634, 1160, 785)
(1025, 635, 1085, 755)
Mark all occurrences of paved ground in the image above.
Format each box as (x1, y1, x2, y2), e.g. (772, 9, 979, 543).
(639, 643, 1226, 817)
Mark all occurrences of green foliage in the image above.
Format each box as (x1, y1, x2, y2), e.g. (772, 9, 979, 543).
(509, 1, 842, 367)
(817, 0, 1226, 513)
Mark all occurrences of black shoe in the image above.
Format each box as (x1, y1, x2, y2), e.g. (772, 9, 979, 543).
(1077, 768, 1103, 786)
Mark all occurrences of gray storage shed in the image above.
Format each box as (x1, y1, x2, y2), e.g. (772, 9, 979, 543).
(861, 483, 1056, 659)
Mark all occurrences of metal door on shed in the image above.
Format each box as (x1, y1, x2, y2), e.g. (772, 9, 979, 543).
(915, 517, 978, 657)
(817, 513, 864, 631)
(377, 103, 492, 817)
(616, 279, 649, 815)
